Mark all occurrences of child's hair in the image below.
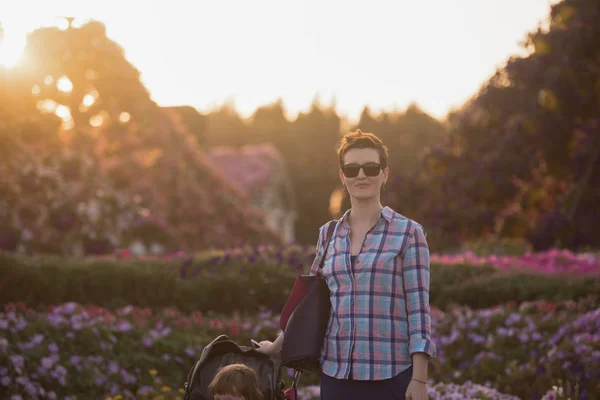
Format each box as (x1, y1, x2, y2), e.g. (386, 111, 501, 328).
(208, 363, 264, 400)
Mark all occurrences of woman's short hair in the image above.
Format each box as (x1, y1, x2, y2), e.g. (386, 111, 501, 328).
(337, 129, 389, 168)
(208, 363, 264, 400)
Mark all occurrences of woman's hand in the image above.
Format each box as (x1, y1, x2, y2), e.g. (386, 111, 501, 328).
(405, 379, 428, 400)
(255, 340, 279, 356)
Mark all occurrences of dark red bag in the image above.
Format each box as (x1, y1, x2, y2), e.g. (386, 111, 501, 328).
(279, 220, 337, 372)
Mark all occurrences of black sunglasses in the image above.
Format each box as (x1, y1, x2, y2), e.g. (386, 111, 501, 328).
(341, 162, 383, 178)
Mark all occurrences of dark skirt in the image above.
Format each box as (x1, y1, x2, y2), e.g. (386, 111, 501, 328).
(320, 365, 413, 400)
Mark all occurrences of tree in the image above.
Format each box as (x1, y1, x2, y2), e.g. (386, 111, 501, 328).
(390, 0, 600, 250)
(2, 19, 280, 255)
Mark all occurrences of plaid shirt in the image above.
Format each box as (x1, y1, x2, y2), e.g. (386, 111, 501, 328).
(309, 206, 437, 381)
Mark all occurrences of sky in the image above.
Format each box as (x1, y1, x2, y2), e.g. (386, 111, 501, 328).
(0, 0, 555, 122)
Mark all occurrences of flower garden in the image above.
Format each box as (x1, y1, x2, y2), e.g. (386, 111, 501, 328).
(1, 247, 599, 399)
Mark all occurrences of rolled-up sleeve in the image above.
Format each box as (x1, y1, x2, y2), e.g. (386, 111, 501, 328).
(402, 223, 437, 359)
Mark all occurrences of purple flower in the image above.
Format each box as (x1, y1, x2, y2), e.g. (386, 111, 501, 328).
(0, 319, 9, 329)
(518, 332, 529, 342)
(69, 355, 81, 365)
(88, 355, 104, 364)
(1, 376, 11, 386)
(71, 320, 83, 331)
(41, 357, 55, 369)
(138, 386, 153, 396)
(108, 360, 120, 375)
(48, 342, 59, 353)
(116, 320, 132, 332)
(94, 375, 105, 386)
(120, 368, 137, 385)
(9, 354, 24, 371)
(61, 303, 77, 315)
(13, 318, 27, 331)
(24, 382, 38, 397)
(50, 365, 68, 386)
(31, 334, 44, 345)
(15, 376, 29, 386)
(185, 347, 195, 357)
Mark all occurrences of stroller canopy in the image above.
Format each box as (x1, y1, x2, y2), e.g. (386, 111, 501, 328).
(184, 335, 286, 400)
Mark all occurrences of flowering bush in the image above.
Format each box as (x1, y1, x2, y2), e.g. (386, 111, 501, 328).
(431, 248, 600, 276)
(1, 297, 599, 399)
(0, 302, 278, 399)
(186, 245, 600, 277)
(431, 295, 599, 399)
(298, 381, 523, 400)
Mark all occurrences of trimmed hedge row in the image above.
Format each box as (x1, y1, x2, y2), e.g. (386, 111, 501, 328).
(1, 252, 598, 313)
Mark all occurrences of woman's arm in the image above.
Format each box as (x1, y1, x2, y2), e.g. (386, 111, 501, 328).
(402, 223, 437, 381)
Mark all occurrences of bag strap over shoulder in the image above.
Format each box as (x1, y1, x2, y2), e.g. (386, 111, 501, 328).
(316, 220, 338, 277)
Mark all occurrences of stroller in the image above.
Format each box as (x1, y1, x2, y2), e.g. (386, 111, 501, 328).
(183, 335, 302, 400)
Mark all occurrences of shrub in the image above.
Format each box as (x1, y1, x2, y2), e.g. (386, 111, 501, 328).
(1, 251, 598, 313)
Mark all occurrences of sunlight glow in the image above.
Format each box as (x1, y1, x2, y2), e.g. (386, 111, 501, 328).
(71, 18, 92, 29)
(62, 117, 75, 131)
(89, 114, 104, 127)
(55, 104, 71, 119)
(57, 76, 73, 93)
(31, 85, 41, 96)
(329, 187, 345, 217)
(0, 0, 554, 120)
(37, 99, 58, 114)
(84, 69, 99, 80)
(82, 92, 97, 107)
(119, 112, 131, 123)
(54, 17, 70, 31)
(0, 36, 25, 67)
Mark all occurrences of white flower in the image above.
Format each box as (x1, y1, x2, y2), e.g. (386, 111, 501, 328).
(130, 240, 146, 256)
(150, 242, 165, 255)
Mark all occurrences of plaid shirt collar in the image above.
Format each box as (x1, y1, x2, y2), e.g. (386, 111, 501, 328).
(337, 205, 395, 233)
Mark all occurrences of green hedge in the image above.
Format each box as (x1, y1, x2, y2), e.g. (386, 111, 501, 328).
(1, 252, 598, 313)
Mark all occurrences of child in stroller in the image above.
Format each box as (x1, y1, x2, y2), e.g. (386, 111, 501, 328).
(183, 335, 301, 400)
(208, 363, 264, 400)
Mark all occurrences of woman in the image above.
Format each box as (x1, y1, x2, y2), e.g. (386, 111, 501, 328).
(257, 130, 436, 400)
